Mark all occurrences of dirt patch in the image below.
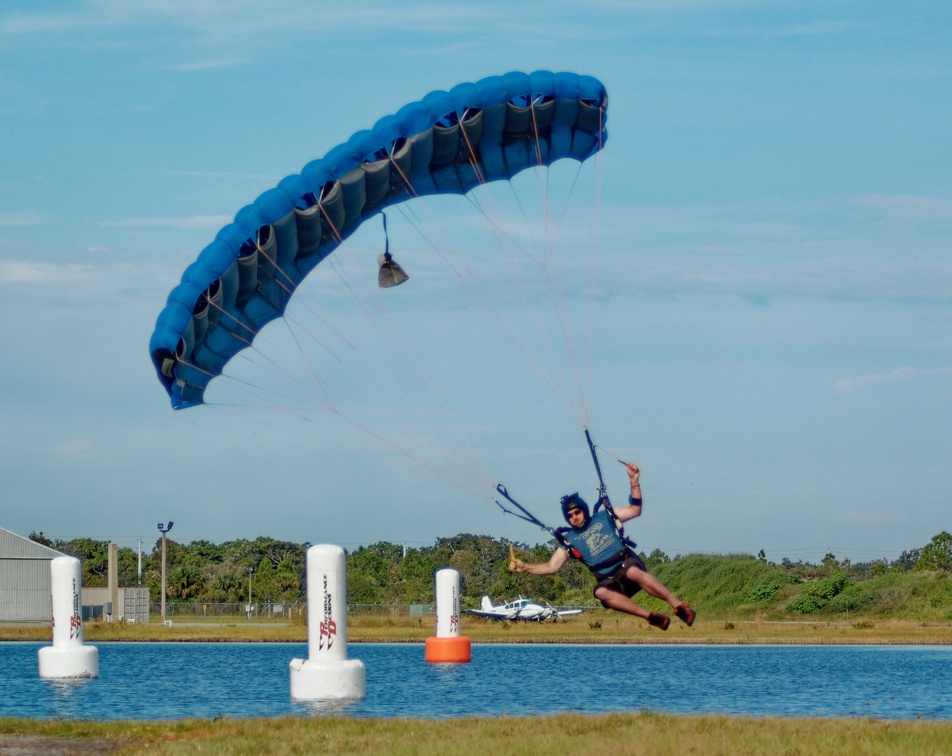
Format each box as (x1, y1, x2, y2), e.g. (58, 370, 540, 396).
(0, 734, 127, 754)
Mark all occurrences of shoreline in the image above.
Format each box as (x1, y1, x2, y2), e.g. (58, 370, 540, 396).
(3, 616, 950, 645)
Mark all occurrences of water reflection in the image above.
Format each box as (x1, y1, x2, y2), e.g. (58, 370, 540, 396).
(43, 678, 94, 720)
(296, 699, 362, 717)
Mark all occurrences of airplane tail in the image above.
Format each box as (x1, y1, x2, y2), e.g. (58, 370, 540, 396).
(480, 596, 493, 611)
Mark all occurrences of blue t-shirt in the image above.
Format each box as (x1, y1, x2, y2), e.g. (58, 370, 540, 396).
(558, 510, 628, 579)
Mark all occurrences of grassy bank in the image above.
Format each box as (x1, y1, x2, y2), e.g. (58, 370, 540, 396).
(2, 712, 950, 754)
(3, 613, 951, 645)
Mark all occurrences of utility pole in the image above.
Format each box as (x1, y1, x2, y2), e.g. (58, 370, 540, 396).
(137, 537, 142, 586)
(247, 566, 254, 618)
(157, 522, 174, 623)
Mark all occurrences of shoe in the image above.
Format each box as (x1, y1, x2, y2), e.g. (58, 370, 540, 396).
(647, 612, 670, 631)
(675, 604, 696, 626)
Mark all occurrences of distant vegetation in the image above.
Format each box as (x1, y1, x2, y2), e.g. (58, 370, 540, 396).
(29, 530, 951, 621)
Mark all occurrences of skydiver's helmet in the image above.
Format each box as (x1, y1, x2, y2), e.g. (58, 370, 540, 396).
(560, 492, 590, 526)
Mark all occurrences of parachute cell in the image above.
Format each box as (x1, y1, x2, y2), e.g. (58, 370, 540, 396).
(149, 70, 608, 409)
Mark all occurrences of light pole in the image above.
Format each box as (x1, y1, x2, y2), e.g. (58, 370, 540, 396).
(157, 522, 174, 623)
(247, 566, 254, 618)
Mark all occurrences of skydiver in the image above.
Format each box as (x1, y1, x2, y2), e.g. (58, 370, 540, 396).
(508, 462, 696, 630)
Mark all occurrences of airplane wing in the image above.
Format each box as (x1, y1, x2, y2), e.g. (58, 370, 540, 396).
(463, 609, 513, 620)
(464, 596, 517, 620)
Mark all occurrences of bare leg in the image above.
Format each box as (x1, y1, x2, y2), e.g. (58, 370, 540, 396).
(593, 585, 652, 619)
(624, 565, 682, 611)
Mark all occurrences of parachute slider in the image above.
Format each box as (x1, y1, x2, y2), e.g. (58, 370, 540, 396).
(377, 211, 408, 287)
(377, 251, 409, 288)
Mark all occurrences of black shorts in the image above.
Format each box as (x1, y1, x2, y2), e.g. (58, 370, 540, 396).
(593, 553, 647, 599)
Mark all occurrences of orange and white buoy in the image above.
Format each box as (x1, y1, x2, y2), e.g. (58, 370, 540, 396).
(425, 568, 471, 663)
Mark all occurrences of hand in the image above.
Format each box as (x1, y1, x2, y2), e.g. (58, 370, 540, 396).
(627, 462, 640, 485)
(509, 559, 525, 573)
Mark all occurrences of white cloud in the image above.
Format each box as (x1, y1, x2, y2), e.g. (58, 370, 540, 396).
(99, 215, 231, 231)
(0, 211, 43, 226)
(165, 57, 243, 72)
(0, 259, 168, 300)
(0, 1, 494, 40)
(834, 366, 952, 393)
(0, 260, 82, 286)
(856, 195, 952, 224)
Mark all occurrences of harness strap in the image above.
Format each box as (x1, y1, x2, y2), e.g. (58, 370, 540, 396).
(572, 546, 630, 575)
(585, 428, 635, 550)
(496, 484, 582, 559)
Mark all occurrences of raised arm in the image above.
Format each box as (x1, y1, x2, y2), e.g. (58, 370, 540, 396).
(614, 462, 644, 522)
(509, 547, 569, 576)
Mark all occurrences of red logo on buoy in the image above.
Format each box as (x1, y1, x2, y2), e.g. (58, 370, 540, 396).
(319, 574, 335, 651)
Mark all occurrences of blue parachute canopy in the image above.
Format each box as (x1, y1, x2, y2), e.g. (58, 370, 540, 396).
(150, 70, 608, 409)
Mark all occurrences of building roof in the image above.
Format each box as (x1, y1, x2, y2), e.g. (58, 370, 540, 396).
(0, 527, 63, 559)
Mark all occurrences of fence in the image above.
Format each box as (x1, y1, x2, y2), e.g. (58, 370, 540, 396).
(150, 602, 438, 619)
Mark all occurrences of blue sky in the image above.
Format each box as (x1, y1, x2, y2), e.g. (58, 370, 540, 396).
(1, 1, 949, 564)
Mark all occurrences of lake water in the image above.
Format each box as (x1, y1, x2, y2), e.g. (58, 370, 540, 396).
(1, 642, 949, 721)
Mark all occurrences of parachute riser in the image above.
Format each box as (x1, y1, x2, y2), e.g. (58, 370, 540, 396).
(584, 427, 609, 510)
(495, 483, 562, 541)
(583, 429, 635, 550)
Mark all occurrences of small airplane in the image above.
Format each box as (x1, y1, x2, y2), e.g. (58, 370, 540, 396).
(465, 596, 583, 622)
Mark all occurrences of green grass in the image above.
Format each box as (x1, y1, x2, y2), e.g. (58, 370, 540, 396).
(5, 612, 951, 645)
(2, 712, 950, 754)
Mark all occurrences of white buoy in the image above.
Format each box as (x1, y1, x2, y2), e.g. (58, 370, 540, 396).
(290, 544, 365, 700)
(425, 568, 471, 663)
(38, 556, 99, 679)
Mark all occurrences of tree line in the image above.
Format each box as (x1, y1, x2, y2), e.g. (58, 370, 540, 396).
(29, 530, 951, 612)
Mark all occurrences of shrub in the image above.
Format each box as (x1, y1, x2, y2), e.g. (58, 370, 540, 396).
(828, 585, 872, 613)
(746, 581, 781, 602)
(803, 572, 852, 599)
(786, 594, 828, 614)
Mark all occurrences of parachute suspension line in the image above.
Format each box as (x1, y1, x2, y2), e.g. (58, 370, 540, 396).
(457, 112, 487, 186)
(456, 186, 584, 424)
(199, 275, 492, 498)
(386, 148, 420, 199)
(495, 484, 578, 555)
(529, 96, 546, 169)
(242, 306, 495, 497)
(583, 427, 636, 553)
(254, 228, 298, 294)
(199, 250, 488, 496)
(491, 106, 599, 429)
(529, 98, 557, 272)
(175, 357, 216, 381)
(202, 297, 258, 344)
(536, 199, 588, 427)
(540, 159, 599, 431)
(581, 98, 608, 421)
(455, 185, 587, 426)
(391, 192, 584, 422)
(309, 238, 496, 495)
(283, 309, 493, 498)
(319, 203, 345, 246)
(583, 147, 605, 429)
(482, 171, 591, 429)
(207, 395, 492, 499)
(213, 330, 337, 413)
